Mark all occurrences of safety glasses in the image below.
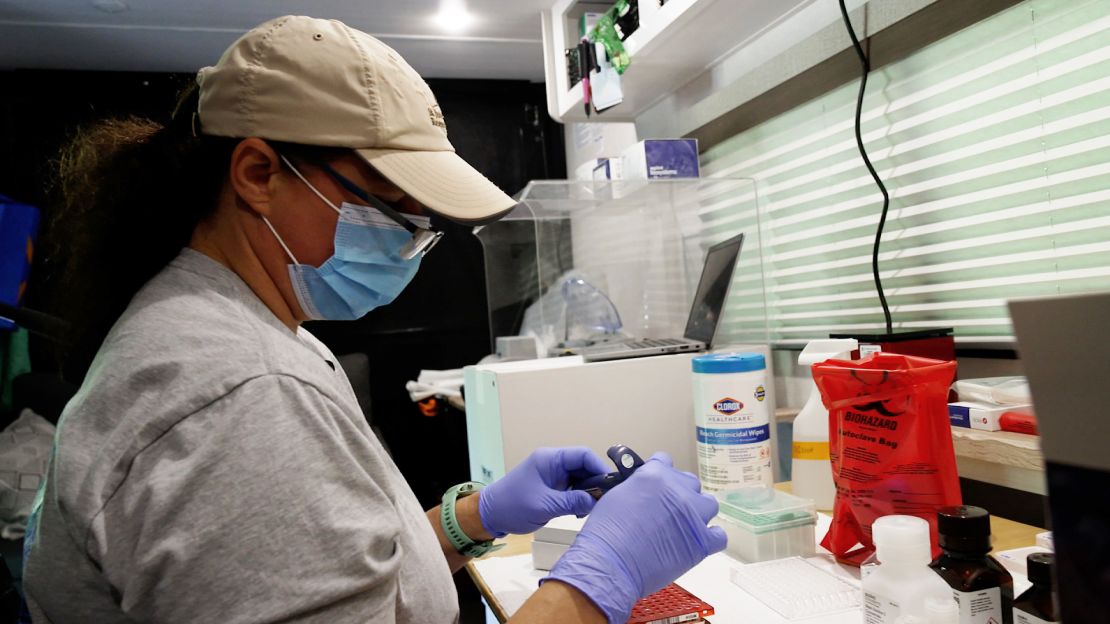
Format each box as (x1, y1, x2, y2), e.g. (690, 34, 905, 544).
(315, 162, 443, 260)
(280, 153, 444, 260)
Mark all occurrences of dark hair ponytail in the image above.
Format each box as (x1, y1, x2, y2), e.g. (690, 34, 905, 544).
(46, 84, 237, 381)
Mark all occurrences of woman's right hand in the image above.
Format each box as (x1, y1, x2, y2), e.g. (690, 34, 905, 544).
(542, 452, 727, 623)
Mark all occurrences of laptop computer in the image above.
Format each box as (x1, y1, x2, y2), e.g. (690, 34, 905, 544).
(576, 232, 744, 363)
(1009, 291, 1110, 623)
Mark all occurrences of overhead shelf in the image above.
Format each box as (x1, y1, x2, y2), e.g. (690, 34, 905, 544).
(540, 0, 815, 123)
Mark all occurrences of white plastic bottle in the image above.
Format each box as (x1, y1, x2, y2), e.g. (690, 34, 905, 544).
(862, 515, 954, 624)
(791, 338, 857, 510)
(691, 352, 772, 492)
(924, 596, 959, 624)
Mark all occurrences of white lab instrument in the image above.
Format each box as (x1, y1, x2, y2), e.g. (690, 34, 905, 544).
(464, 350, 775, 485)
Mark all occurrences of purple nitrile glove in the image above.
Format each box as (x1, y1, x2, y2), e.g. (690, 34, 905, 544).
(478, 446, 610, 538)
(542, 452, 726, 624)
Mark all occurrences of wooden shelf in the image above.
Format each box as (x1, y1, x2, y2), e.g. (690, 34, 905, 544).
(951, 428, 1043, 472)
(951, 428, 1046, 495)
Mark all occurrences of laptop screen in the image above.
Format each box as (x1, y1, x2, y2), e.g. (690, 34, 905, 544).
(683, 233, 744, 345)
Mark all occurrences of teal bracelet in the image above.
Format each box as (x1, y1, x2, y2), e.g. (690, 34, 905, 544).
(440, 482, 505, 558)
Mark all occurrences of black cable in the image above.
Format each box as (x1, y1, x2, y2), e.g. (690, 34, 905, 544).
(838, 0, 893, 334)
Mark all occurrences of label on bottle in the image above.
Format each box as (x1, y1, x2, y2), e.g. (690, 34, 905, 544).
(863, 591, 900, 624)
(792, 441, 830, 460)
(860, 344, 883, 357)
(1014, 610, 1054, 624)
(954, 588, 1002, 624)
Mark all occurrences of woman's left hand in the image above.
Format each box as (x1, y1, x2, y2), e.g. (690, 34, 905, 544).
(478, 447, 610, 537)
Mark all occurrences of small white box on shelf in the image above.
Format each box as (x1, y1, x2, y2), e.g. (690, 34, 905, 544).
(949, 401, 1032, 432)
(591, 158, 622, 181)
(573, 158, 604, 181)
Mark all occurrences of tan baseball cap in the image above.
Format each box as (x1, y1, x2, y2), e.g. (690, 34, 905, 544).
(196, 15, 517, 225)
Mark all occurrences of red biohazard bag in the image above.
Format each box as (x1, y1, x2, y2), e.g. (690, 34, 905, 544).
(812, 353, 961, 565)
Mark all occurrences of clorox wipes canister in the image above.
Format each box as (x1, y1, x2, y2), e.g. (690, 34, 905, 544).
(691, 353, 772, 492)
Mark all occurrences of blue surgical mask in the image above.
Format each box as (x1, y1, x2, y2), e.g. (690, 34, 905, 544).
(262, 160, 430, 321)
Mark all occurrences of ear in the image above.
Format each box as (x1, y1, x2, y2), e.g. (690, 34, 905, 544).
(228, 138, 283, 217)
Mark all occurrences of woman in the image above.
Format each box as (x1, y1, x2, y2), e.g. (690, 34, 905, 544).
(24, 16, 725, 624)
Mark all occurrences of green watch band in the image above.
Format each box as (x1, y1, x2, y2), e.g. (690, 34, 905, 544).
(440, 482, 505, 558)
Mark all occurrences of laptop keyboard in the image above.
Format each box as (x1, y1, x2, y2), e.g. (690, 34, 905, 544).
(625, 338, 688, 349)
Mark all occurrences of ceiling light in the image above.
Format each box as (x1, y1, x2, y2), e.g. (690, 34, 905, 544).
(92, 0, 128, 12)
(432, 0, 475, 34)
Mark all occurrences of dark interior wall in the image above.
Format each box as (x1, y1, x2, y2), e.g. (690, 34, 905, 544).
(0, 69, 566, 508)
(0, 71, 193, 206)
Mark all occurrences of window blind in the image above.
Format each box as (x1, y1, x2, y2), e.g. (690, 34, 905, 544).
(697, 0, 1110, 347)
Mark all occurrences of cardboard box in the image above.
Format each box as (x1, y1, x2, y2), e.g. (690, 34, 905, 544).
(948, 401, 1033, 432)
(620, 139, 700, 180)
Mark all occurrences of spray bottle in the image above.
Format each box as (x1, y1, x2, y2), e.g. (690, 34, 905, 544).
(791, 338, 857, 510)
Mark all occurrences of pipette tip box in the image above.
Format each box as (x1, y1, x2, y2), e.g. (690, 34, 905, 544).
(712, 486, 816, 563)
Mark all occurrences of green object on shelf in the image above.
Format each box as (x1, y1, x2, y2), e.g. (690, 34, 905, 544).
(590, 0, 632, 74)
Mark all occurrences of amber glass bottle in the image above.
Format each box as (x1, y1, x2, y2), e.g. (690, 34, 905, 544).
(1013, 552, 1058, 623)
(929, 505, 1014, 624)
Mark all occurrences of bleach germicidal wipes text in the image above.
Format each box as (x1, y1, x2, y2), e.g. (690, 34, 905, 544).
(691, 353, 772, 492)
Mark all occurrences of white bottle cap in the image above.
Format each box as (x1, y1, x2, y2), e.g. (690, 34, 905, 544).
(872, 515, 933, 565)
(798, 338, 859, 366)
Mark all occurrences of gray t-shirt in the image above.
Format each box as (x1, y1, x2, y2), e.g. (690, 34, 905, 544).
(24, 249, 458, 623)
